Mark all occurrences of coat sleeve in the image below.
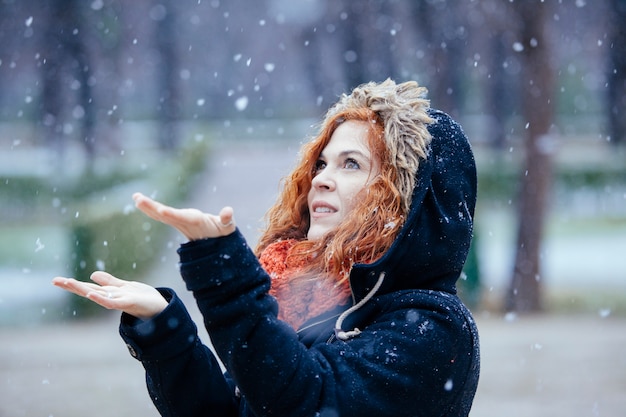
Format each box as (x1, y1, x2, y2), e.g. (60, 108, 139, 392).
(119, 289, 239, 417)
(178, 230, 478, 417)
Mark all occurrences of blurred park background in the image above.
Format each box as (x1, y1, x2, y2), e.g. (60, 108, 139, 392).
(1, 0, 625, 416)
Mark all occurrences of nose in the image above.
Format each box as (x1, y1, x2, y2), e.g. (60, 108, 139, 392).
(311, 167, 335, 191)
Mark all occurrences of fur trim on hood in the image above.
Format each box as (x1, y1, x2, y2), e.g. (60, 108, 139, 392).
(324, 79, 434, 213)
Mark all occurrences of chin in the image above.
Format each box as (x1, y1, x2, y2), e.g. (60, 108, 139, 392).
(306, 226, 328, 241)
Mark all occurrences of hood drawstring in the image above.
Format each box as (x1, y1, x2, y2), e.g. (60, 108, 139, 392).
(334, 272, 386, 341)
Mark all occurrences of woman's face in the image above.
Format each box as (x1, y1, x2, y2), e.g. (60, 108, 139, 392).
(307, 120, 380, 241)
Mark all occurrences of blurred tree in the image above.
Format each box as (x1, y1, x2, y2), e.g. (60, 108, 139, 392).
(40, 0, 96, 160)
(505, 0, 556, 313)
(607, 0, 626, 146)
(480, 0, 521, 150)
(408, 0, 467, 118)
(153, 0, 181, 150)
(484, 34, 512, 149)
(0, 1, 12, 119)
(297, 23, 332, 110)
(295, 1, 338, 112)
(341, 0, 397, 90)
(338, 1, 368, 90)
(0, 0, 613, 132)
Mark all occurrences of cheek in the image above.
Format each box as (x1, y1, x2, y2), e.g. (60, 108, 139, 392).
(342, 180, 368, 212)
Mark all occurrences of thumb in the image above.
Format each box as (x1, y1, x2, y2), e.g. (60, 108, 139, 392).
(218, 206, 235, 227)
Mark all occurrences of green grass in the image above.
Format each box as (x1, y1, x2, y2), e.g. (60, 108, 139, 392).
(0, 223, 67, 268)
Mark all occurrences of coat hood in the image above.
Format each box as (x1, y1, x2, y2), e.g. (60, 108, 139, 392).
(349, 109, 477, 302)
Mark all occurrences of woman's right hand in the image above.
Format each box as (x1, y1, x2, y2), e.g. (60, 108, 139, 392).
(52, 271, 169, 321)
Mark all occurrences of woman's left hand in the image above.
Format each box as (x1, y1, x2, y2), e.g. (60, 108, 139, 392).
(52, 271, 169, 320)
(133, 192, 236, 241)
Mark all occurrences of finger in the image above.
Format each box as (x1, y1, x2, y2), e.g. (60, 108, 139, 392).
(133, 193, 168, 222)
(52, 277, 103, 298)
(90, 271, 127, 287)
(53, 277, 118, 311)
(85, 291, 121, 310)
(52, 276, 81, 295)
(134, 193, 190, 230)
(218, 206, 236, 229)
(52, 276, 72, 287)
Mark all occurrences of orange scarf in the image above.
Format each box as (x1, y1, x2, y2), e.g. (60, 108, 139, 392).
(260, 240, 352, 330)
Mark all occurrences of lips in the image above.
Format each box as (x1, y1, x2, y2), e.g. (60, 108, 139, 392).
(311, 201, 337, 216)
(314, 206, 333, 213)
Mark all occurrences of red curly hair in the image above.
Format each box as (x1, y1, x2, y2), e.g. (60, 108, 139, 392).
(255, 107, 405, 284)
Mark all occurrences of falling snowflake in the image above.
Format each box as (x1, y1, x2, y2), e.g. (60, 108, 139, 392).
(235, 96, 249, 111)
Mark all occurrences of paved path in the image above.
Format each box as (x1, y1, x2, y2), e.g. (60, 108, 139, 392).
(3, 312, 625, 417)
(1, 139, 625, 417)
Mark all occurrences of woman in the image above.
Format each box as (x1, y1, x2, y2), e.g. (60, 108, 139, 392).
(53, 79, 480, 417)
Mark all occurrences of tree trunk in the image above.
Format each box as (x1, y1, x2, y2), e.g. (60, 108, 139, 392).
(505, 1, 556, 313)
(481, 0, 520, 150)
(40, 0, 95, 161)
(607, 0, 626, 145)
(409, 1, 466, 118)
(340, 0, 368, 90)
(40, 0, 67, 153)
(155, 0, 181, 150)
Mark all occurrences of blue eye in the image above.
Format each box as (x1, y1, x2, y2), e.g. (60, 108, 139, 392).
(345, 158, 360, 169)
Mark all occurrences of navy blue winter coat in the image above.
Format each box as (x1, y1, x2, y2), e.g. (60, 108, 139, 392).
(119, 110, 480, 417)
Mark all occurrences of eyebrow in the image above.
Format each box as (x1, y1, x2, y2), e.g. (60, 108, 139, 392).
(320, 149, 370, 160)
